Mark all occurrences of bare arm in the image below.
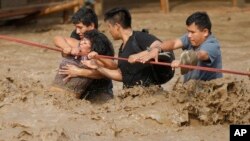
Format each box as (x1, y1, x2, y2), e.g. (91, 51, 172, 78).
(82, 59, 122, 81)
(59, 64, 105, 81)
(96, 67, 122, 81)
(95, 58, 118, 70)
(54, 36, 80, 56)
(197, 50, 209, 61)
(74, 68, 104, 79)
(128, 40, 162, 63)
(161, 39, 183, 51)
(88, 51, 118, 69)
(130, 39, 183, 63)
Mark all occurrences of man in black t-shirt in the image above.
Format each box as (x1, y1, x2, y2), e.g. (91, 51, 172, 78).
(85, 7, 175, 88)
(51, 8, 115, 102)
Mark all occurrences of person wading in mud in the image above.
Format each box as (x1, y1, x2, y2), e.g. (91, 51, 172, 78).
(51, 8, 116, 102)
(133, 11, 223, 82)
(84, 7, 175, 88)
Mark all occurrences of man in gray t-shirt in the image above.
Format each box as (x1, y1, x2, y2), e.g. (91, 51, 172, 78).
(180, 33, 222, 82)
(133, 11, 223, 82)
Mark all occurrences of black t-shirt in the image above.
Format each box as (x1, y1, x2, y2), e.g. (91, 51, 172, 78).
(70, 30, 81, 40)
(70, 30, 114, 93)
(118, 31, 160, 88)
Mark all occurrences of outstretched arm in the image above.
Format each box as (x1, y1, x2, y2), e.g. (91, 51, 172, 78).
(88, 51, 118, 70)
(82, 58, 122, 81)
(96, 67, 122, 81)
(139, 39, 183, 63)
(54, 36, 80, 56)
(127, 40, 161, 63)
(94, 58, 118, 70)
(59, 64, 105, 81)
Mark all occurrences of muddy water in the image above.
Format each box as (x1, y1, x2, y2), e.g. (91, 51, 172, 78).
(0, 75, 249, 140)
(1, 2, 250, 140)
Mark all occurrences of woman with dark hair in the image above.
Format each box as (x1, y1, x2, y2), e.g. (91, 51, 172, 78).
(51, 29, 116, 102)
(51, 7, 116, 103)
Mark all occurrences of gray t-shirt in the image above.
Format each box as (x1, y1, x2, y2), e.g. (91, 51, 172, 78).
(180, 34, 223, 82)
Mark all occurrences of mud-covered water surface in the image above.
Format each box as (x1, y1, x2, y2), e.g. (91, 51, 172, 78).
(1, 1, 250, 141)
(0, 75, 249, 141)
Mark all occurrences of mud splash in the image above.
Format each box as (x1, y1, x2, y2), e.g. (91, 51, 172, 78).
(171, 77, 250, 125)
(1, 74, 249, 141)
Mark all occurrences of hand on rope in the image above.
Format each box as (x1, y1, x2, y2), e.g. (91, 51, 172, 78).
(87, 51, 99, 59)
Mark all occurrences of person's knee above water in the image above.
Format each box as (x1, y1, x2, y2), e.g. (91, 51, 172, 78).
(84, 7, 175, 88)
(135, 11, 223, 83)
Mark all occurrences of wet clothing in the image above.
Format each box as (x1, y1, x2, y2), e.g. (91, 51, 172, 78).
(72, 30, 114, 100)
(180, 34, 223, 82)
(52, 56, 92, 97)
(52, 30, 114, 101)
(118, 31, 174, 88)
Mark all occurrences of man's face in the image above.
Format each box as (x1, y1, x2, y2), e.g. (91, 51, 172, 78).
(79, 38, 91, 56)
(186, 23, 208, 47)
(74, 23, 94, 39)
(105, 21, 120, 40)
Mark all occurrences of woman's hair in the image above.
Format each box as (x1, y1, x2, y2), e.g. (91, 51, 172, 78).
(83, 29, 114, 56)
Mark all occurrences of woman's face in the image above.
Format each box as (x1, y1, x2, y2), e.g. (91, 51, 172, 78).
(79, 38, 92, 56)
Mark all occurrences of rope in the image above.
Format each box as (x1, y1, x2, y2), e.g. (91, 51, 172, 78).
(96, 55, 250, 76)
(0, 35, 61, 52)
(0, 34, 250, 76)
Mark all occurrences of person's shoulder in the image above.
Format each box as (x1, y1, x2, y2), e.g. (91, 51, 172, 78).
(70, 30, 80, 40)
(206, 34, 219, 43)
(98, 31, 110, 39)
(201, 35, 220, 49)
(98, 31, 106, 36)
(135, 29, 149, 34)
(133, 30, 155, 39)
(201, 34, 218, 45)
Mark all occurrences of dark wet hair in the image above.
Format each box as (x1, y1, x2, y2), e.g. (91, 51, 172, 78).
(71, 8, 98, 29)
(104, 7, 131, 29)
(83, 29, 114, 56)
(186, 11, 212, 34)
